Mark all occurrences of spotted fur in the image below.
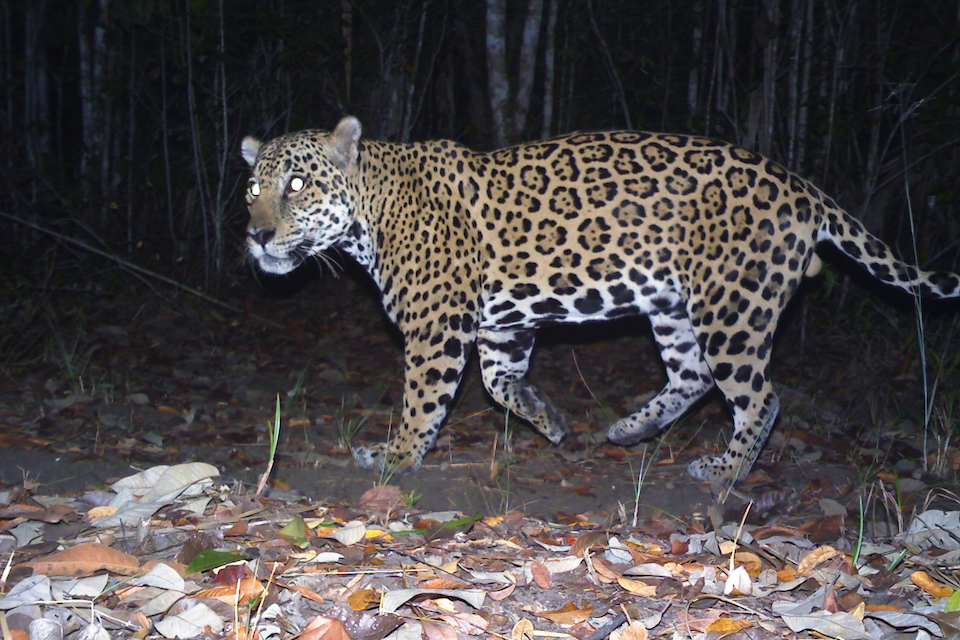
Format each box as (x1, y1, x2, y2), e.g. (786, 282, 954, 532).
(242, 117, 960, 485)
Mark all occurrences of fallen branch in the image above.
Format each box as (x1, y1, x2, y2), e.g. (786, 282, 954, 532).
(0, 210, 286, 330)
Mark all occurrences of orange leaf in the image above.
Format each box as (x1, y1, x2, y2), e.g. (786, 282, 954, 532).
(279, 581, 325, 604)
(535, 601, 593, 626)
(530, 560, 552, 589)
(192, 578, 264, 605)
(20, 542, 140, 576)
(704, 618, 750, 633)
(617, 576, 658, 597)
(911, 571, 954, 598)
(347, 588, 380, 611)
(300, 616, 352, 640)
(591, 557, 619, 583)
(797, 545, 843, 574)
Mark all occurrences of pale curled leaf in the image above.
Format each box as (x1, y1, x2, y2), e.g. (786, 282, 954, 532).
(780, 611, 872, 639)
(723, 565, 753, 596)
(154, 602, 223, 639)
(131, 562, 185, 591)
(379, 588, 485, 614)
(329, 520, 367, 546)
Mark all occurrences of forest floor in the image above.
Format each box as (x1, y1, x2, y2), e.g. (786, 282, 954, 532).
(2, 267, 959, 638)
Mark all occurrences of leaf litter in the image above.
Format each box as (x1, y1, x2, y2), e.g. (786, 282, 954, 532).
(2, 462, 960, 640)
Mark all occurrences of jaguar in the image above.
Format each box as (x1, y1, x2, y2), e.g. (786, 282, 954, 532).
(242, 116, 959, 485)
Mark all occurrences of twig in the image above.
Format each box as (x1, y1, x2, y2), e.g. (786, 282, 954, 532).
(0, 211, 285, 329)
(582, 612, 626, 640)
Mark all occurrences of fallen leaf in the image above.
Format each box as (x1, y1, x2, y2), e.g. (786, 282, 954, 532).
(617, 576, 658, 597)
(422, 620, 457, 640)
(570, 530, 609, 556)
(704, 617, 750, 633)
(797, 545, 843, 575)
(723, 565, 752, 596)
(511, 618, 534, 640)
(347, 588, 380, 611)
(535, 601, 593, 626)
(192, 577, 264, 606)
(911, 570, 953, 598)
(358, 485, 402, 513)
(300, 615, 352, 640)
(530, 560, 552, 589)
(610, 620, 647, 640)
(329, 520, 367, 546)
(487, 584, 516, 601)
(21, 542, 139, 576)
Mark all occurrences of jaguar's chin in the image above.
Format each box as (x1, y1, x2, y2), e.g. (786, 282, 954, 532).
(255, 253, 302, 275)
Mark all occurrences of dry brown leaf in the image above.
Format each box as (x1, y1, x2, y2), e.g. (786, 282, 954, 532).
(422, 620, 457, 640)
(511, 618, 534, 640)
(300, 615, 352, 640)
(611, 620, 647, 640)
(797, 545, 843, 575)
(617, 576, 658, 597)
(733, 551, 763, 574)
(347, 588, 380, 611)
(530, 560, 552, 589)
(358, 485, 402, 513)
(192, 577, 264, 605)
(21, 541, 140, 576)
(419, 577, 469, 590)
(704, 618, 750, 633)
(911, 571, 954, 598)
(776, 565, 798, 582)
(279, 581, 325, 603)
(439, 612, 488, 634)
(570, 530, 609, 557)
(535, 601, 593, 626)
(591, 556, 620, 582)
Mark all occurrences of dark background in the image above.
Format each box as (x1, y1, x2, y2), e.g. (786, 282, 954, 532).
(2, 0, 959, 470)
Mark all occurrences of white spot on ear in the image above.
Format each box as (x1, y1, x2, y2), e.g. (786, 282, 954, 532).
(241, 136, 262, 167)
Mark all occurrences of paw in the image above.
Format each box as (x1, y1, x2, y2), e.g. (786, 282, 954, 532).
(686, 455, 735, 485)
(606, 417, 661, 446)
(351, 442, 423, 474)
(351, 443, 386, 470)
(541, 410, 569, 444)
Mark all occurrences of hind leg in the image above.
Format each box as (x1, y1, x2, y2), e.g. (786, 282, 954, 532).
(477, 327, 568, 443)
(686, 377, 780, 485)
(608, 299, 715, 445)
(685, 294, 783, 484)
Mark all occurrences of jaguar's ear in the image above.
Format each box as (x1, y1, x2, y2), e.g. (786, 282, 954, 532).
(241, 136, 262, 167)
(329, 116, 362, 176)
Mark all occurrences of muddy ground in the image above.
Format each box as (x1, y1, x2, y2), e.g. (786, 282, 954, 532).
(1, 262, 955, 526)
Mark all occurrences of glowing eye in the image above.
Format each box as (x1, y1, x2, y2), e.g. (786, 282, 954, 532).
(289, 177, 305, 193)
(249, 180, 260, 197)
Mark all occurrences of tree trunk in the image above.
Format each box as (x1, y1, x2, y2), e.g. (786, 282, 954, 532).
(540, 0, 558, 139)
(485, 0, 510, 147)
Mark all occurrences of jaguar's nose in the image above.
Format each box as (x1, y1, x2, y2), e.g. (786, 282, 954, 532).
(248, 227, 276, 247)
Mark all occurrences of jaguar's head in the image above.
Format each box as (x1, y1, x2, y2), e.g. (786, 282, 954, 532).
(241, 116, 362, 275)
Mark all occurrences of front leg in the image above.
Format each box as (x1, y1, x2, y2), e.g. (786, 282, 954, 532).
(353, 319, 475, 473)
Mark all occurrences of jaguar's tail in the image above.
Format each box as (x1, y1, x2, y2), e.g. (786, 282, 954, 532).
(817, 208, 960, 299)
